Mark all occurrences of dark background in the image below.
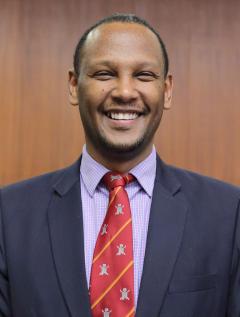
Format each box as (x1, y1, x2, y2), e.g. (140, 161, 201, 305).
(1, 0, 239, 186)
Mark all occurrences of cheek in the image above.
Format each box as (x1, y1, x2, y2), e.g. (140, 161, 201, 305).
(144, 95, 164, 115)
(140, 83, 163, 103)
(80, 84, 108, 108)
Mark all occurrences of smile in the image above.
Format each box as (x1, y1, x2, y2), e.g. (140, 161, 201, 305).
(106, 112, 140, 120)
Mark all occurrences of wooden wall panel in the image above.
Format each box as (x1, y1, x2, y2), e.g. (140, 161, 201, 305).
(0, 0, 240, 185)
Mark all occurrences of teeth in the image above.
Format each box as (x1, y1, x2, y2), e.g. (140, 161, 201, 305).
(107, 112, 139, 120)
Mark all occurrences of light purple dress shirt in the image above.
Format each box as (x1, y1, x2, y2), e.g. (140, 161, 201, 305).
(80, 145, 156, 306)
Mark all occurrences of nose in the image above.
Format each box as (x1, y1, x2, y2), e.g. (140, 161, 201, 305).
(111, 75, 138, 103)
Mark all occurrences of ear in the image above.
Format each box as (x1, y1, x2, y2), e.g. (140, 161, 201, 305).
(68, 70, 79, 106)
(163, 74, 173, 110)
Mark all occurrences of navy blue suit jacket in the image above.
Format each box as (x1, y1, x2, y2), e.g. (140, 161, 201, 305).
(0, 156, 240, 317)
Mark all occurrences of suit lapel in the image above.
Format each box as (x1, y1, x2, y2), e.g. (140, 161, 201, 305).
(47, 159, 92, 317)
(136, 158, 188, 317)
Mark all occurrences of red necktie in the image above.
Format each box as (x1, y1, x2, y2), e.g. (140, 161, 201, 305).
(89, 172, 135, 317)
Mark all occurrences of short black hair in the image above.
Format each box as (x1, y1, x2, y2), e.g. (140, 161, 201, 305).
(73, 13, 169, 78)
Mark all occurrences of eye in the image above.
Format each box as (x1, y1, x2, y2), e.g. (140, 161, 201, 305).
(93, 71, 115, 81)
(135, 71, 159, 82)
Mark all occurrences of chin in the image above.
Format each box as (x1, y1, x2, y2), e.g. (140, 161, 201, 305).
(97, 135, 149, 160)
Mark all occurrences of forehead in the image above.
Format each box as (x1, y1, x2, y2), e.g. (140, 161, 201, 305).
(81, 22, 163, 68)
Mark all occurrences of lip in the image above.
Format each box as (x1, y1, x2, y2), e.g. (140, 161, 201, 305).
(106, 112, 140, 120)
(103, 109, 144, 115)
(103, 112, 141, 129)
(102, 107, 146, 121)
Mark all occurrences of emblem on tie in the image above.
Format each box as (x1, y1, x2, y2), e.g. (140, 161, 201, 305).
(99, 264, 109, 276)
(120, 288, 130, 301)
(101, 224, 108, 235)
(110, 175, 122, 181)
(115, 203, 124, 215)
(102, 308, 112, 317)
(116, 244, 126, 256)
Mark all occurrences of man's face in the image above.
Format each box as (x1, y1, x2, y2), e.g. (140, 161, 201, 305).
(70, 22, 172, 161)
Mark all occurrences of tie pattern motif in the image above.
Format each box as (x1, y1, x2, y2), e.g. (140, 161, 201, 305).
(90, 172, 135, 317)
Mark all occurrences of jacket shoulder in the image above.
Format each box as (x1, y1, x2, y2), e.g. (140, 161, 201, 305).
(2, 167, 65, 195)
(0, 159, 80, 212)
(166, 163, 240, 202)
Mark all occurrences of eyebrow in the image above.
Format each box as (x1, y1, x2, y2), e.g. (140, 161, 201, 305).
(88, 60, 161, 69)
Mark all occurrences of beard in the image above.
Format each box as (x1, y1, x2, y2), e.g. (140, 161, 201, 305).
(96, 132, 147, 161)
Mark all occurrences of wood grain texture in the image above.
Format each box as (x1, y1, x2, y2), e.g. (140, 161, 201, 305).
(0, 0, 239, 185)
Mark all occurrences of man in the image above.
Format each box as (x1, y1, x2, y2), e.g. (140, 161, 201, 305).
(0, 13, 239, 317)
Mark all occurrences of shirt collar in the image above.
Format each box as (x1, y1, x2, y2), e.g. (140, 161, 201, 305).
(129, 147, 156, 197)
(80, 144, 156, 197)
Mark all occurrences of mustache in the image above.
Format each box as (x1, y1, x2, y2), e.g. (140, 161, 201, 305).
(101, 102, 149, 114)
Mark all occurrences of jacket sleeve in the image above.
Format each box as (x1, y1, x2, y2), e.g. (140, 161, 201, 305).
(0, 190, 12, 317)
(227, 199, 240, 317)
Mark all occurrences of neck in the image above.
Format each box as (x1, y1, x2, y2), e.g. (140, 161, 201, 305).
(86, 143, 153, 173)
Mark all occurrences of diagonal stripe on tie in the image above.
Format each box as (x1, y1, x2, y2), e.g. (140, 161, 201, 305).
(93, 218, 132, 263)
(108, 186, 122, 207)
(125, 307, 135, 317)
(91, 260, 134, 309)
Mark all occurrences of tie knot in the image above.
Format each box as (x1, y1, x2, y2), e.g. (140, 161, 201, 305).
(103, 172, 134, 190)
